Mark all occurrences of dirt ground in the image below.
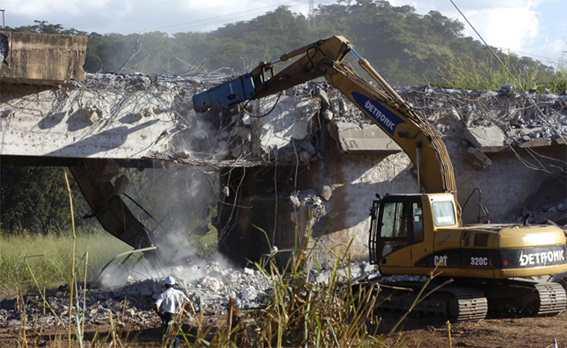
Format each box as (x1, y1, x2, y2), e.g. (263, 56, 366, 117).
(379, 311, 567, 348)
(1, 310, 565, 347)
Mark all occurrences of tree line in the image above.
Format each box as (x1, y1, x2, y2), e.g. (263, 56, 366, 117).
(6, 1, 558, 86)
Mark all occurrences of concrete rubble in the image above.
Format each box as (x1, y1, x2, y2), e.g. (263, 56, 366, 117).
(517, 198, 567, 226)
(201, 82, 567, 170)
(0, 260, 372, 330)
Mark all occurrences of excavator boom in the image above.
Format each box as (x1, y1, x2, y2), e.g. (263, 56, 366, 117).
(193, 35, 457, 198)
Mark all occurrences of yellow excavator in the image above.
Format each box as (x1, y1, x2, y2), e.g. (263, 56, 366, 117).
(193, 35, 567, 320)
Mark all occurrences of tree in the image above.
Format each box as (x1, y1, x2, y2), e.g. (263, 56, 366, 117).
(0, 167, 91, 236)
(7, 20, 86, 36)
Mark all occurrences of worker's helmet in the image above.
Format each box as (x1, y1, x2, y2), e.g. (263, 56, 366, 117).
(165, 276, 176, 285)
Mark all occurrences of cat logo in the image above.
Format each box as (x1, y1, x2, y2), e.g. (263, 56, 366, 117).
(434, 255, 448, 266)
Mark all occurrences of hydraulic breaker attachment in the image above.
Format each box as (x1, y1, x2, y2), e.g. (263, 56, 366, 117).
(193, 74, 256, 112)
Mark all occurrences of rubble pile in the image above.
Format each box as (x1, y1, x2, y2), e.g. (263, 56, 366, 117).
(290, 190, 327, 221)
(0, 260, 373, 330)
(398, 86, 567, 144)
(67, 74, 566, 168)
(516, 198, 567, 226)
(317, 84, 567, 143)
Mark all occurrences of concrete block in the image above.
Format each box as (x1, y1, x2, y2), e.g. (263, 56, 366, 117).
(465, 146, 492, 171)
(462, 126, 507, 152)
(518, 138, 553, 148)
(519, 127, 543, 137)
(0, 31, 87, 85)
(334, 122, 401, 154)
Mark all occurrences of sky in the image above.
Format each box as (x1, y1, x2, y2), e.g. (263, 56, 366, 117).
(1, 0, 565, 67)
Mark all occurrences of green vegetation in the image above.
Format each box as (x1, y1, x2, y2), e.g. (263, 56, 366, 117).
(0, 230, 131, 290)
(0, 167, 93, 236)
(436, 54, 567, 94)
(7, 1, 565, 88)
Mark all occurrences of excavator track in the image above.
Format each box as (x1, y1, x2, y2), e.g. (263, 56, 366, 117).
(534, 282, 567, 316)
(446, 287, 488, 321)
(356, 280, 489, 322)
(355, 278, 566, 322)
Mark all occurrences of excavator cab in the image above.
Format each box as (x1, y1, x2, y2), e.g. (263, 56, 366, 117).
(369, 193, 466, 274)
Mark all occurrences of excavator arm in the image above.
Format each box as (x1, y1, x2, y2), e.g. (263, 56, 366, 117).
(193, 35, 457, 197)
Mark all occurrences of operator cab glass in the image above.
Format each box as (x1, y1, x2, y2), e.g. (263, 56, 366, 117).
(432, 201, 456, 226)
(369, 196, 424, 262)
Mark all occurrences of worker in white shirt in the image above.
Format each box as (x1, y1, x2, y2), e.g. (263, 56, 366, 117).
(154, 276, 190, 347)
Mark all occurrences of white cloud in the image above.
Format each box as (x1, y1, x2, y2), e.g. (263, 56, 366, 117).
(5, 0, 308, 34)
(390, 0, 540, 52)
(389, 0, 567, 63)
(463, 5, 540, 52)
(4, 0, 112, 16)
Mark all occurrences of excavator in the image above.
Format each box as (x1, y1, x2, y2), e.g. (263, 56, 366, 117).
(192, 35, 567, 320)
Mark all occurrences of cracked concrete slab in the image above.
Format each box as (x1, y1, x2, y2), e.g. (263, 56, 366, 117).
(462, 126, 507, 152)
(332, 122, 401, 154)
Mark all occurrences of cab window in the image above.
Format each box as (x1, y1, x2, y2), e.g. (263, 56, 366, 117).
(380, 202, 405, 238)
(412, 203, 424, 243)
(432, 201, 456, 226)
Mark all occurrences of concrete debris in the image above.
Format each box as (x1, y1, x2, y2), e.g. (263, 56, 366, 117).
(517, 198, 567, 226)
(4, 69, 565, 168)
(290, 190, 327, 220)
(462, 126, 507, 153)
(465, 146, 493, 170)
(333, 121, 402, 154)
(320, 185, 333, 201)
(302, 85, 567, 154)
(0, 260, 375, 330)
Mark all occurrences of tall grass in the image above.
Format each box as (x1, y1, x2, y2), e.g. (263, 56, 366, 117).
(171, 225, 384, 347)
(435, 54, 567, 94)
(0, 230, 131, 291)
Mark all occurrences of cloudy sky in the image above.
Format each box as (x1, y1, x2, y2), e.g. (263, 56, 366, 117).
(2, 0, 565, 67)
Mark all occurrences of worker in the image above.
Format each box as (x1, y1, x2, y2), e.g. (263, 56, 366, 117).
(154, 275, 190, 347)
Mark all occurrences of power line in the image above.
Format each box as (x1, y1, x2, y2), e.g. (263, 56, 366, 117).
(149, 0, 305, 33)
(450, 0, 567, 157)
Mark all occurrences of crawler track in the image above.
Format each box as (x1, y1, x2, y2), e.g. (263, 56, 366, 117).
(534, 282, 567, 316)
(355, 277, 567, 322)
(446, 287, 488, 321)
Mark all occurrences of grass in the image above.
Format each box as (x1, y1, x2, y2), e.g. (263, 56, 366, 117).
(2, 224, 390, 347)
(0, 229, 132, 291)
(164, 224, 387, 347)
(1, 222, 424, 347)
(434, 54, 567, 94)
(0, 183, 402, 348)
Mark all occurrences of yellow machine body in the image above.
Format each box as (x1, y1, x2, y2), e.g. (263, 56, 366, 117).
(371, 193, 567, 279)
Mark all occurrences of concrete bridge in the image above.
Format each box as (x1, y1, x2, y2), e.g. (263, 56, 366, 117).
(2, 31, 565, 264)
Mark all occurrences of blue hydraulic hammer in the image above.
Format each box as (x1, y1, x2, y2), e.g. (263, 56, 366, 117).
(192, 74, 257, 113)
